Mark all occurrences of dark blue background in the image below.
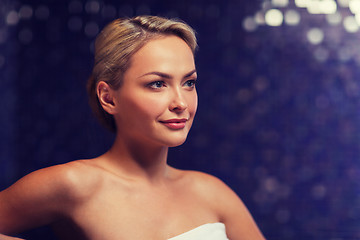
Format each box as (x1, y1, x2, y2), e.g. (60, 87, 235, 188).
(1, 0, 360, 239)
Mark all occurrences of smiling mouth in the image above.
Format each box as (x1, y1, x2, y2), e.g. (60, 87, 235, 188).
(160, 119, 187, 130)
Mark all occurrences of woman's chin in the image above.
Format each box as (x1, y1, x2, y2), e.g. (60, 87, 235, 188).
(168, 142, 186, 148)
(165, 136, 188, 148)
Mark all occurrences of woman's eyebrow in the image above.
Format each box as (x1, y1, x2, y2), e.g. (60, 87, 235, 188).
(184, 69, 197, 78)
(140, 72, 172, 79)
(139, 69, 197, 79)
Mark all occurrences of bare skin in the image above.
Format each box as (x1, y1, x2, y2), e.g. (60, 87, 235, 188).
(0, 159, 264, 239)
(0, 36, 265, 240)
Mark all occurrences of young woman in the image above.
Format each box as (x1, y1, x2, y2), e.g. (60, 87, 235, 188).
(0, 16, 265, 240)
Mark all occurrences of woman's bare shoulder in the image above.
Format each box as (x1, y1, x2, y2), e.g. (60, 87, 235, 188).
(176, 169, 265, 239)
(0, 159, 103, 234)
(184, 170, 245, 208)
(175, 170, 230, 195)
(37, 159, 105, 200)
(1, 159, 103, 206)
(170, 169, 236, 207)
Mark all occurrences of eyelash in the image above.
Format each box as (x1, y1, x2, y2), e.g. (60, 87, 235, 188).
(147, 81, 166, 89)
(185, 79, 197, 88)
(147, 79, 197, 90)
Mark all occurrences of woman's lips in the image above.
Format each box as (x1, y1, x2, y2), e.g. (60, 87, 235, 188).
(160, 119, 187, 130)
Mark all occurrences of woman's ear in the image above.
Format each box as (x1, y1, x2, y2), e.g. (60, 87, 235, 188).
(97, 81, 117, 115)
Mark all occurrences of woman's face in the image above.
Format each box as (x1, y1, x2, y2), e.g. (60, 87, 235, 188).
(112, 35, 198, 147)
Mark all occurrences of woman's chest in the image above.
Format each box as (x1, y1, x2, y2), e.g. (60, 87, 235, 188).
(64, 185, 219, 239)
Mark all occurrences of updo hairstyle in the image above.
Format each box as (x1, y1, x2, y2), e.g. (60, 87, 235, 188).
(87, 15, 197, 132)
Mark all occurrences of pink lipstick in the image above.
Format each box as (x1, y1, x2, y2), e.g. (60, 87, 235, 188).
(160, 118, 187, 130)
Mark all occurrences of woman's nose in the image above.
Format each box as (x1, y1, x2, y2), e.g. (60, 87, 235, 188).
(169, 89, 187, 112)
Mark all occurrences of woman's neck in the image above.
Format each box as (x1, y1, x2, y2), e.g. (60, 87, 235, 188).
(101, 135, 171, 183)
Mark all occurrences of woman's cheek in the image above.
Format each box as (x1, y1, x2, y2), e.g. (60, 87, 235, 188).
(189, 92, 198, 115)
(140, 95, 169, 115)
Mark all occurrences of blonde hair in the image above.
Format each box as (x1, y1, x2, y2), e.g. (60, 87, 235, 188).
(87, 15, 198, 132)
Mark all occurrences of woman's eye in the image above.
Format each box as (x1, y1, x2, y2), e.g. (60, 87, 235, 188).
(184, 79, 197, 88)
(148, 81, 166, 89)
